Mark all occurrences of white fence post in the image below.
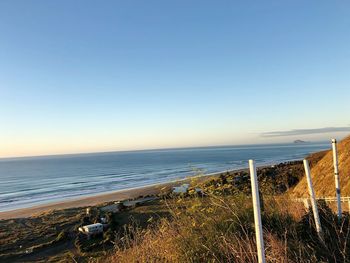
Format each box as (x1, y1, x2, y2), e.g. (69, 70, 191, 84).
(249, 160, 266, 263)
(303, 159, 324, 242)
(331, 139, 342, 220)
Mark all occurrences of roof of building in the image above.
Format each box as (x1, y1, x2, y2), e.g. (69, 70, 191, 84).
(83, 223, 103, 228)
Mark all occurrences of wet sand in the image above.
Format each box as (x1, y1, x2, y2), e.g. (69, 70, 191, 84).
(0, 170, 230, 220)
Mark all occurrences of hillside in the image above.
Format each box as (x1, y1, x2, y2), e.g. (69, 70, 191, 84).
(2, 154, 350, 262)
(292, 135, 350, 197)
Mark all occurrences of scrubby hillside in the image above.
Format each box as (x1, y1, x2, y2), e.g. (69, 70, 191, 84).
(293, 135, 350, 197)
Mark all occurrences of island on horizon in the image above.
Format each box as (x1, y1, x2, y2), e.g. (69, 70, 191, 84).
(294, 139, 307, 143)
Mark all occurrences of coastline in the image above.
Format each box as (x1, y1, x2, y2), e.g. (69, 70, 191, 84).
(0, 142, 329, 221)
(0, 169, 241, 220)
(1, 153, 323, 221)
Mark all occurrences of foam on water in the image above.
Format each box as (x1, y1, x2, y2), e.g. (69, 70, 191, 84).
(0, 142, 329, 212)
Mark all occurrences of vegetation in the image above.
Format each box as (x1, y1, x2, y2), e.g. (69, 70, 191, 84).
(0, 207, 82, 262)
(1, 142, 349, 262)
(105, 179, 350, 262)
(293, 135, 350, 197)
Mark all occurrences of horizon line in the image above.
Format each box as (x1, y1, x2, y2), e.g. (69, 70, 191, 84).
(0, 140, 328, 161)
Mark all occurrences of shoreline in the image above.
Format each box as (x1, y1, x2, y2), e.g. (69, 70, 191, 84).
(0, 169, 246, 220)
(0, 157, 310, 221)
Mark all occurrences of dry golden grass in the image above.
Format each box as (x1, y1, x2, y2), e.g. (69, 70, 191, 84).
(293, 135, 350, 197)
(99, 193, 350, 263)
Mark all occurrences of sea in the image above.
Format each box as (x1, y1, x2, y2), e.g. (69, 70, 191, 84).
(0, 142, 330, 212)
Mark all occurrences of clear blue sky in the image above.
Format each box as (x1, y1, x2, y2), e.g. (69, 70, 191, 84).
(1, 1, 350, 157)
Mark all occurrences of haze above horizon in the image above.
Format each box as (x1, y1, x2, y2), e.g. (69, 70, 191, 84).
(0, 140, 329, 161)
(1, 1, 350, 158)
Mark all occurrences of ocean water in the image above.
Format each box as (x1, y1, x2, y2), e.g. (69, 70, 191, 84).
(0, 142, 329, 212)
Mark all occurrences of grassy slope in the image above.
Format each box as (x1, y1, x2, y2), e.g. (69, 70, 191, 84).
(105, 189, 350, 263)
(292, 135, 350, 197)
(104, 147, 350, 263)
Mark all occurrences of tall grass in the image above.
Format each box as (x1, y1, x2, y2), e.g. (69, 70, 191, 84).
(99, 191, 350, 263)
(93, 164, 350, 263)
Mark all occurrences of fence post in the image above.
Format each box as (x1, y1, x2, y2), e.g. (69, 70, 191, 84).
(249, 160, 266, 263)
(331, 139, 342, 220)
(303, 159, 324, 243)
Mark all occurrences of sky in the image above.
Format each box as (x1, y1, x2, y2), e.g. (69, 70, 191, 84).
(0, 1, 350, 158)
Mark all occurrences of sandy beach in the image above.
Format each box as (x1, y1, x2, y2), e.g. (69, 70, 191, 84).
(0, 171, 227, 220)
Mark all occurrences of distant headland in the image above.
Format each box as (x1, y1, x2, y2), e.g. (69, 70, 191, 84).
(293, 140, 307, 143)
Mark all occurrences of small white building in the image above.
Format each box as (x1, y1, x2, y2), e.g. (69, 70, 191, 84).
(79, 223, 103, 235)
(173, 183, 190, 194)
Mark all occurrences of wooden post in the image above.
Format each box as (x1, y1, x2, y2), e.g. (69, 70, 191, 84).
(331, 139, 342, 220)
(249, 160, 266, 263)
(303, 159, 324, 242)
